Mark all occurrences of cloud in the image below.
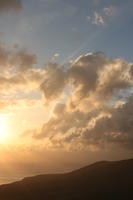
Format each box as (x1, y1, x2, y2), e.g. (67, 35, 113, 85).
(41, 52, 131, 104)
(97, 58, 132, 98)
(87, 12, 104, 26)
(51, 53, 60, 62)
(0, 44, 132, 152)
(82, 95, 133, 150)
(87, 5, 117, 26)
(54, 53, 60, 57)
(27, 52, 133, 151)
(92, 12, 104, 26)
(0, 0, 22, 12)
(0, 44, 37, 71)
(40, 63, 67, 102)
(10, 48, 37, 72)
(103, 6, 117, 16)
(0, 43, 45, 94)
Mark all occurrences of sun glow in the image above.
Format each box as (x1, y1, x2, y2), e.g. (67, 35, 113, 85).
(0, 116, 8, 142)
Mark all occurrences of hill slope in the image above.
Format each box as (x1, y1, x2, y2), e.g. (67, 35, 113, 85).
(0, 158, 133, 199)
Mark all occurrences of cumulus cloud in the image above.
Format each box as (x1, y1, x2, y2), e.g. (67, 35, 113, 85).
(0, 0, 22, 12)
(27, 52, 133, 151)
(82, 96, 133, 150)
(40, 52, 131, 104)
(97, 58, 132, 98)
(0, 45, 132, 152)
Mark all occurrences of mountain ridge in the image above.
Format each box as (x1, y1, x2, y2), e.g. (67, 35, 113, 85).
(0, 158, 133, 199)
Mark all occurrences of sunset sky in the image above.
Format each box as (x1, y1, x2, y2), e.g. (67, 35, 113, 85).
(0, 0, 133, 184)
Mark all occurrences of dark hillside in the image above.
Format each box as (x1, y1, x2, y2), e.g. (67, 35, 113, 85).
(0, 158, 133, 200)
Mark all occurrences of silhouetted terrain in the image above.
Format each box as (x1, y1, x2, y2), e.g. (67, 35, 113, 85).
(0, 158, 133, 200)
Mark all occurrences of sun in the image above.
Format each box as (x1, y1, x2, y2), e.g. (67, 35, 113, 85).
(0, 116, 8, 142)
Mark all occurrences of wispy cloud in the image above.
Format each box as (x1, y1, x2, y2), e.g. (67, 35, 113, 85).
(92, 12, 104, 26)
(103, 6, 117, 16)
(87, 5, 117, 26)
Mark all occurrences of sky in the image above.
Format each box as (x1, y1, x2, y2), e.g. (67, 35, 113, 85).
(0, 0, 133, 184)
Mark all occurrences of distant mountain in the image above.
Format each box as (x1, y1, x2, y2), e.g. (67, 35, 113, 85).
(0, 158, 133, 199)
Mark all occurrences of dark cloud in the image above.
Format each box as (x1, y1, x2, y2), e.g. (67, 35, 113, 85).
(130, 65, 133, 77)
(40, 52, 132, 106)
(10, 48, 37, 71)
(82, 95, 133, 149)
(0, 0, 22, 12)
(40, 63, 67, 102)
(29, 53, 133, 151)
(0, 44, 37, 71)
(0, 44, 44, 94)
(68, 52, 107, 100)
